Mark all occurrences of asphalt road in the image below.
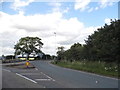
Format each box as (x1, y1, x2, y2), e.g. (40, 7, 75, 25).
(2, 60, 119, 88)
(2, 70, 43, 88)
(32, 61, 119, 88)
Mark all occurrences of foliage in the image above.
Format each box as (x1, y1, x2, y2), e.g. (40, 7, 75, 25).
(57, 46, 65, 60)
(56, 20, 120, 63)
(64, 43, 84, 61)
(4, 55, 15, 60)
(14, 36, 43, 60)
(84, 19, 120, 62)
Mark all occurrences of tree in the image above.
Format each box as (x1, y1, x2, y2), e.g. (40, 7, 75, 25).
(45, 54, 52, 60)
(57, 46, 65, 60)
(55, 20, 119, 63)
(84, 19, 120, 62)
(14, 36, 43, 60)
(5, 55, 15, 60)
(64, 43, 84, 61)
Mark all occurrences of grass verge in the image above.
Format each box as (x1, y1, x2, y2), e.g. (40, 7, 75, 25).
(52, 60, 119, 78)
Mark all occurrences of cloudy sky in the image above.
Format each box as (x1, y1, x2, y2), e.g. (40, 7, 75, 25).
(0, 0, 118, 56)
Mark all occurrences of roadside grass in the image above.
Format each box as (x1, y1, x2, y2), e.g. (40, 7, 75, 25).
(52, 60, 119, 78)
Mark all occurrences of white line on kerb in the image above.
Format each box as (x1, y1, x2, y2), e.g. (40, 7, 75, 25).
(2, 69, 11, 72)
(16, 73, 37, 83)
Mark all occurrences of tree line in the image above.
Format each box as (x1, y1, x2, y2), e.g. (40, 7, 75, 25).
(57, 19, 120, 63)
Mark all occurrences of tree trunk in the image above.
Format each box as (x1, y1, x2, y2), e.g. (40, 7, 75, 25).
(22, 52, 24, 57)
(27, 53, 30, 60)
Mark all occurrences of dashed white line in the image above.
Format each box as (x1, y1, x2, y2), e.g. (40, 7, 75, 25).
(2, 69, 11, 72)
(16, 73, 37, 83)
(35, 68, 38, 70)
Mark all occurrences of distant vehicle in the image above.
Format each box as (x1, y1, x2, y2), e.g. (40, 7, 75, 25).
(18, 57, 35, 61)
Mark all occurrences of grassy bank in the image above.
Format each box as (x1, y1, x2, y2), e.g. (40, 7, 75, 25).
(52, 60, 119, 78)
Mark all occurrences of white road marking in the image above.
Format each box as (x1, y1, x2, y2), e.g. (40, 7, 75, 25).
(19, 71, 55, 81)
(2, 69, 11, 72)
(41, 72, 43, 74)
(40, 72, 55, 81)
(20, 73, 40, 75)
(16, 73, 37, 83)
(96, 80, 99, 84)
(35, 68, 38, 70)
(35, 79, 51, 81)
(42, 73, 55, 81)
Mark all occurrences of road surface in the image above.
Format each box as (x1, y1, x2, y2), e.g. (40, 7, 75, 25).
(2, 60, 119, 88)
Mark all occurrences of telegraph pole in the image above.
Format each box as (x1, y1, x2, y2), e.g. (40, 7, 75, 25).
(54, 32, 56, 59)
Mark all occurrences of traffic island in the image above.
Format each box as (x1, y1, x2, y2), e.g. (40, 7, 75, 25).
(5, 63, 35, 69)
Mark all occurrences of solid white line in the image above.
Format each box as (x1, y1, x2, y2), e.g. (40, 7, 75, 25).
(2, 69, 11, 72)
(42, 73, 55, 81)
(16, 73, 37, 83)
(40, 71, 55, 81)
(44, 74, 52, 79)
(35, 79, 51, 81)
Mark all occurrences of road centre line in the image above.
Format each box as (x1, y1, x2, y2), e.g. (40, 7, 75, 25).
(2, 69, 11, 72)
(16, 73, 37, 84)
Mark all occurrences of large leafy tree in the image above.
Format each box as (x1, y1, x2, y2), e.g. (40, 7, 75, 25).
(14, 36, 43, 60)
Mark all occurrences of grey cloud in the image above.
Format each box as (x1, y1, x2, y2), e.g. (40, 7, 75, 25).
(58, 34, 88, 45)
(13, 24, 52, 32)
(58, 36, 78, 45)
(0, 32, 18, 49)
